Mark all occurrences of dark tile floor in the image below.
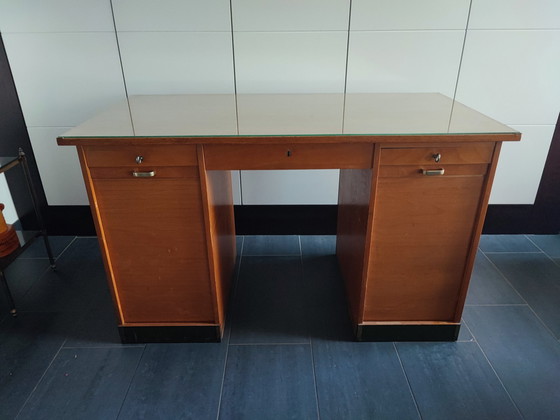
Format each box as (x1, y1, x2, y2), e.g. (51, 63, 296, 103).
(1, 234, 560, 419)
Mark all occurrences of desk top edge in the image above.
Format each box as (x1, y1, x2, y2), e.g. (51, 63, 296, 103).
(57, 93, 521, 145)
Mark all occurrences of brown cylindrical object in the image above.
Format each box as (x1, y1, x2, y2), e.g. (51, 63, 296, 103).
(0, 203, 8, 233)
(0, 204, 20, 257)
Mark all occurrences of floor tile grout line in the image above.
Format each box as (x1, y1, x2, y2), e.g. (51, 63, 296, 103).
(62, 345, 143, 349)
(482, 251, 543, 254)
(392, 343, 423, 420)
(14, 340, 66, 419)
(525, 234, 560, 265)
(242, 253, 302, 257)
(216, 331, 232, 420)
(480, 251, 528, 304)
(54, 236, 79, 261)
(298, 235, 320, 419)
(215, 238, 242, 420)
(229, 342, 312, 346)
(12, 261, 53, 303)
(115, 344, 147, 419)
(460, 317, 477, 342)
(225, 237, 245, 343)
(482, 249, 560, 341)
(308, 341, 322, 420)
(14, 236, 77, 261)
(466, 326, 525, 419)
(465, 303, 529, 307)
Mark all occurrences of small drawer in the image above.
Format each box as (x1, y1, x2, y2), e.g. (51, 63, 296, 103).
(380, 143, 494, 166)
(203, 143, 373, 170)
(89, 166, 199, 179)
(84, 145, 198, 168)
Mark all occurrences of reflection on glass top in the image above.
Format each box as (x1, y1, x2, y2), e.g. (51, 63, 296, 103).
(59, 93, 518, 138)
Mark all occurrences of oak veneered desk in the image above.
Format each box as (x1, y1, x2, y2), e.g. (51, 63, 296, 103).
(57, 93, 520, 343)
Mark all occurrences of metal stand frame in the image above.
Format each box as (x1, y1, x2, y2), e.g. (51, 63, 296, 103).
(0, 149, 56, 316)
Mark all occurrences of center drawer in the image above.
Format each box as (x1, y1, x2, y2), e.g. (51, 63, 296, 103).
(203, 143, 374, 170)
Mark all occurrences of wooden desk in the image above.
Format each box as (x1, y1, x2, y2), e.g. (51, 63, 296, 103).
(58, 93, 520, 343)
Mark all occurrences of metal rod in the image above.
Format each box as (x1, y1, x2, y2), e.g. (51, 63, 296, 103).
(18, 149, 56, 269)
(0, 271, 17, 316)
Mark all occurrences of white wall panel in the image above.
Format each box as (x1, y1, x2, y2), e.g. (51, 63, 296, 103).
(351, 0, 470, 30)
(346, 31, 464, 96)
(234, 32, 347, 94)
(2, 33, 127, 127)
(27, 127, 89, 205)
(456, 30, 560, 125)
(489, 125, 555, 204)
(232, 0, 350, 31)
(469, 0, 560, 29)
(232, 171, 241, 205)
(0, 0, 114, 33)
(0, 175, 18, 224)
(112, 0, 231, 32)
(118, 32, 235, 95)
(240, 170, 339, 205)
(234, 31, 346, 204)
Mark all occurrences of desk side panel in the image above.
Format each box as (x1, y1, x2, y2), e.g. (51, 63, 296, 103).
(198, 147, 236, 327)
(336, 168, 373, 324)
(77, 146, 124, 323)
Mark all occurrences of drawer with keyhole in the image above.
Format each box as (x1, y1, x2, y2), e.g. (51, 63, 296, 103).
(380, 143, 494, 166)
(84, 145, 198, 167)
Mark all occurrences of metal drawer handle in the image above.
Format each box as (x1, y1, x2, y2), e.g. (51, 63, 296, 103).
(422, 168, 445, 176)
(132, 170, 156, 178)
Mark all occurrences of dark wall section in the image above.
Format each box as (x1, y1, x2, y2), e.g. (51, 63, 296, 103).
(0, 34, 47, 229)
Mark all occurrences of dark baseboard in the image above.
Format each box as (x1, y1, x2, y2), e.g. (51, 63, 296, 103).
(234, 204, 338, 235)
(119, 325, 222, 344)
(482, 205, 535, 234)
(46, 206, 95, 236)
(44, 203, 558, 236)
(356, 324, 461, 342)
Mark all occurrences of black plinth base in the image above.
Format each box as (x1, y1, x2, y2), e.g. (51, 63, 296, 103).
(119, 325, 222, 344)
(356, 324, 460, 342)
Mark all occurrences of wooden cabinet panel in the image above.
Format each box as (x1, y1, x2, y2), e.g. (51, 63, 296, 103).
(365, 175, 484, 321)
(92, 176, 215, 324)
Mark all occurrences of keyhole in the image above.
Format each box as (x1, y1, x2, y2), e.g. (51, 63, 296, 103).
(432, 153, 441, 163)
(135, 156, 144, 164)
(287, 150, 292, 157)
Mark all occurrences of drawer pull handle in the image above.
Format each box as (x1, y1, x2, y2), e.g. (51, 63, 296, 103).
(422, 168, 445, 176)
(432, 153, 441, 163)
(132, 170, 156, 178)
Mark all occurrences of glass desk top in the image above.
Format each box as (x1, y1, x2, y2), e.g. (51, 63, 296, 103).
(58, 93, 519, 140)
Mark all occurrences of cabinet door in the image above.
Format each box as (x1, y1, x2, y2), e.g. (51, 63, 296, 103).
(364, 152, 490, 322)
(91, 173, 215, 324)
